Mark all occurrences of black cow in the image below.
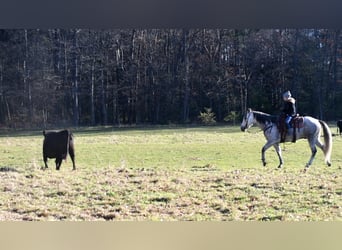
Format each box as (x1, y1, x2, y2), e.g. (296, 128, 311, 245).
(337, 120, 342, 136)
(43, 130, 76, 170)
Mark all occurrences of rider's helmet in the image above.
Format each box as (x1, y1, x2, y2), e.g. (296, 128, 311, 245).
(283, 90, 291, 101)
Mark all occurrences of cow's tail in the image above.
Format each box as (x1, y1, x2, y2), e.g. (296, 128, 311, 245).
(319, 120, 332, 166)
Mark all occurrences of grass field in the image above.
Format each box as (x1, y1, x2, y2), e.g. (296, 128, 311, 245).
(0, 125, 341, 221)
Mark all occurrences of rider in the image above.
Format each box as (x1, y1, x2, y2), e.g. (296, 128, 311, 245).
(281, 90, 296, 142)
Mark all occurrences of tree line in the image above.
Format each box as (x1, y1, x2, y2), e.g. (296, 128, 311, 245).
(0, 29, 341, 128)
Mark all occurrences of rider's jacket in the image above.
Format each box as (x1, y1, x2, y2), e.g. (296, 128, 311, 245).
(282, 98, 296, 116)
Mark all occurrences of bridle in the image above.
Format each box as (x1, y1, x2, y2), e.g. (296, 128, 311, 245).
(243, 110, 274, 133)
(243, 111, 253, 131)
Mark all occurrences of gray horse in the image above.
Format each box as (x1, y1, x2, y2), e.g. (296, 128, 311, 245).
(240, 108, 332, 170)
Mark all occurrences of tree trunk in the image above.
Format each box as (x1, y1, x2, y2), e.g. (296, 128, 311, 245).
(291, 29, 299, 96)
(63, 34, 68, 121)
(91, 56, 95, 125)
(0, 62, 4, 123)
(113, 67, 119, 125)
(24, 29, 33, 123)
(101, 67, 108, 125)
(183, 29, 190, 123)
(331, 29, 340, 120)
(52, 29, 61, 74)
(72, 29, 80, 127)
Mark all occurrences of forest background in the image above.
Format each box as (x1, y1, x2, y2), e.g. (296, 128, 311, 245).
(0, 29, 341, 128)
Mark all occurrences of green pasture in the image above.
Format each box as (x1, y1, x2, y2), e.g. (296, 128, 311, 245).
(0, 125, 341, 221)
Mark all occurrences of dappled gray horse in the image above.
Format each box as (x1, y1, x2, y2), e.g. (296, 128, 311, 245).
(240, 108, 332, 170)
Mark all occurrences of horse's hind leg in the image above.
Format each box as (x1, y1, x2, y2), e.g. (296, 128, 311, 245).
(315, 138, 331, 167)
(315, 139, 324, 152)
(305, 140, 317, 170)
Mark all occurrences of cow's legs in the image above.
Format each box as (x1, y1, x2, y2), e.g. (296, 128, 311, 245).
(44, 156, 48, 169)
(69, 149, 76, 170)
(55, 158, 62, 170)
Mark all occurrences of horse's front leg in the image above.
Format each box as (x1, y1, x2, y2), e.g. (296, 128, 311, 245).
(261, 141, 274, 167)
(273, 143, 284, 168)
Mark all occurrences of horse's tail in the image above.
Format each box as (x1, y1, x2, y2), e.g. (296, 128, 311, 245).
(319, 120, 332, 165)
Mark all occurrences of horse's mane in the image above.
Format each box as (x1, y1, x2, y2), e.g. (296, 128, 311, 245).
(252, 110, 278, 124)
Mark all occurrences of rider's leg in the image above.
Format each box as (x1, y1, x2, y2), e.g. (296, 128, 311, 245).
(285, 116, 292, 129)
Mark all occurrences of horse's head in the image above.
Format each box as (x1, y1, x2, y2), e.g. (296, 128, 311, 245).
(241, 108, 255, 132)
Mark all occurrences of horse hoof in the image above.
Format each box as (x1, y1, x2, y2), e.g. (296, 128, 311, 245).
(277, 164, 283, 169)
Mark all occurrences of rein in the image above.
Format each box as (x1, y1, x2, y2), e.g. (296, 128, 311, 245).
(250, 111, 275, 134)
(263, 124, 273, 133)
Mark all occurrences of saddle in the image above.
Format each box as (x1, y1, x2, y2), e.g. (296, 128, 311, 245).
(291, 115, 304, 128)
(290, 115, 304, 143)
(278, 114, 304, 143)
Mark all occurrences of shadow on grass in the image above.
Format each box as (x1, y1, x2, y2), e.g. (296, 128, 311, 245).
(0, 166, 20, 172)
